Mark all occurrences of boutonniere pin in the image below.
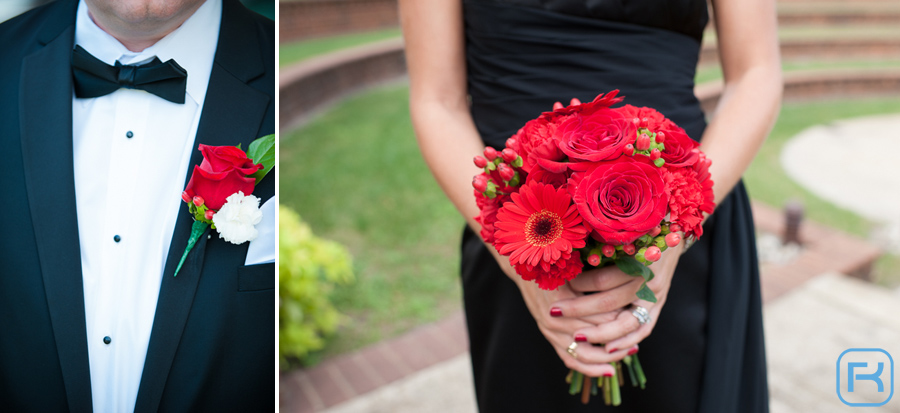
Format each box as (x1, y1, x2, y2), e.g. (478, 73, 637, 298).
(174, 134, 275, 276)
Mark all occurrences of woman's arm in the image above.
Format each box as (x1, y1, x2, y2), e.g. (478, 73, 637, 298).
(702, 0, 783, 204)
(399, 0, 620, 376)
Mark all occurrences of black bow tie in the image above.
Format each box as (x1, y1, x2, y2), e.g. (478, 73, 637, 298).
(72, 45, 188, 104)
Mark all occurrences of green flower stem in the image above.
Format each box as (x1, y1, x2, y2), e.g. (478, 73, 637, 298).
(603, 375, 612, 405)
(623, 355, 639, 387)
(590, 376, 598, 396)
(633, 354, 647, 389)
(611, 362, 622, 406)
(569, 371, 583, 395)
(174, 220, 209, 277)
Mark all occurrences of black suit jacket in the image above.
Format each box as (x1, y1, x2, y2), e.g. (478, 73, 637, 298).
(0, 1, 275, 411)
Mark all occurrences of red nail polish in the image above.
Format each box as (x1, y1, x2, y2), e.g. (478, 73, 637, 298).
(628, 347, 639, 356)
(574, 334, 587, 342)
(602, 372, 614, 377)
(607, 348, 617, 353)
(550, 307, 562, 317)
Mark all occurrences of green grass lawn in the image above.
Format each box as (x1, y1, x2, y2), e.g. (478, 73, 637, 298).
(281, 84, 900, 363)
(280, 85, 463, 363)
(695, 60, 900, 86)
(279, 28, 402, 67)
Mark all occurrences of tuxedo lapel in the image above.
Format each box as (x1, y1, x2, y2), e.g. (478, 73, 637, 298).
(19, 2, 92, 411)
(134, 1, 271, 410)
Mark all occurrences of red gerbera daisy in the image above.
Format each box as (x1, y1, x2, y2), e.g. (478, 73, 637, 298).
(493, 181, 588, 272)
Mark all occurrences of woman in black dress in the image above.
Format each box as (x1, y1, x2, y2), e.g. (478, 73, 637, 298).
(400, 0, 781, 411)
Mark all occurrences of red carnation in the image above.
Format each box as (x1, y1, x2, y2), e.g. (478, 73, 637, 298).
(568, 157, 669, 245)
(508, 118, 567, 174)
(616, 105, 678, 132)
(474, 190, 509, 244)
(515, 253, 584, 290)
(664, 167, 715, 238)
(493, 181, 588, 272)
(557, 108, 636, 162)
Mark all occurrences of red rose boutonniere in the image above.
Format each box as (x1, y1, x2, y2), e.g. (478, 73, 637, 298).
(174, 134, 275, 276)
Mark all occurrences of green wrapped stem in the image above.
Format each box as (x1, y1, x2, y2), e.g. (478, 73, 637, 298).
(174, 220, 209, 277)
(610, 362, 622, 406)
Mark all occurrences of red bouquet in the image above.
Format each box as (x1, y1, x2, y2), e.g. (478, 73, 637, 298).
(472, 91, 714, 405)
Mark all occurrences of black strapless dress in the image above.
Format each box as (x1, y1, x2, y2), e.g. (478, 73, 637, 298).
(460, 1, 768, 412)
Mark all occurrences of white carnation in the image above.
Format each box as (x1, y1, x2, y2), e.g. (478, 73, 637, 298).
(212, 191, 263, 245)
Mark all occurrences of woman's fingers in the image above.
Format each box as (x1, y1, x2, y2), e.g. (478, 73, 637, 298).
(550, 278, 642, 318)
(601, 300, 663, 354)
(568, 266, 635, 293)
(540, 325, 616, 377)
(573, 307, 644, 346)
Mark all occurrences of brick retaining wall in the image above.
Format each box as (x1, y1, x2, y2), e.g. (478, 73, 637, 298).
(280, 0, 398, 42)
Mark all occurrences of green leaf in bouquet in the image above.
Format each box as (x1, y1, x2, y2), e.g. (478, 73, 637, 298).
(247, 133, 275, 184)
(614, 256, 653, 282)
(635, 282, 658, 303)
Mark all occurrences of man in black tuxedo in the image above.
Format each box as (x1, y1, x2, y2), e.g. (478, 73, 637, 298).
(0, 0, 275, 411)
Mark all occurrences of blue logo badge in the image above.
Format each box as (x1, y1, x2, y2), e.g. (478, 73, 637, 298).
(837, 348, 894, 407)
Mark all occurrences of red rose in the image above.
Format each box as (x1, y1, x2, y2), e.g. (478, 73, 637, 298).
(657, 127, 699, 167)
(568, 157, 669, 244)
(616, 105, 678, 132)
(199, 144, 262, 175)
(184, 145, 261, 210)
(557, 108, 636, 162)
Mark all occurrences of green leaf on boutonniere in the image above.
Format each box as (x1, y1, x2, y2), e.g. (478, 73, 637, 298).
(246, 133, 275, 184)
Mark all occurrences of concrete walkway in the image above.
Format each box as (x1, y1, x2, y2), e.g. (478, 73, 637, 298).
(320, 273, 900, 413)
(781, 113, 900, 251)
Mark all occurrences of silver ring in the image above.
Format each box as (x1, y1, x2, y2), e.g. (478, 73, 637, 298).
(566, 342, 578, 359)
(631, 305, 651, 325)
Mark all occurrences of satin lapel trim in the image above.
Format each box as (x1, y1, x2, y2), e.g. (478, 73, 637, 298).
(134, 62, 270, 412)
(20, 26, 94, 413)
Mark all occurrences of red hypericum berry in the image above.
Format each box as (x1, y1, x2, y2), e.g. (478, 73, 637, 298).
(181, 191, 192, 203)
(474, 156, 488, 168)
(669, 223, 683, 233)
(553, 102, 564, 110)
(649, 225, 661, 237)
(624, 144, 635, 156)
(205, 210, 215, 221)
(623, 243, 636, 255)
(501, 148, 518, 163)
(587, 254, 601, 266)
(602, 244, 616, 258)
(632, 118, 640, 126)
(570, 97, 582, 106)
(650, 149, 661, 160)
(644, 246, 662, 262)
(498, 164, 515, 181)
(665, 232, 682, 247)
(506, 138, 518, 148)
(636, 134, 651, 151)
(473, 175, 488, 192)
(656, 131, 666, 143)
(484, 147, 498, 161)
(192, 196, 204, 207)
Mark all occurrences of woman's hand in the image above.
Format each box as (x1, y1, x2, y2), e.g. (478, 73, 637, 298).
(493, 254, 619, 377)
(553, 243, 684, 361)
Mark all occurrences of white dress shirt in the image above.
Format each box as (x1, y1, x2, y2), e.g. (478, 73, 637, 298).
(72, 1, 222, 412)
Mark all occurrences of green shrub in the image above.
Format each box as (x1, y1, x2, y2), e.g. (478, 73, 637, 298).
(279, 205, 354, 368)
